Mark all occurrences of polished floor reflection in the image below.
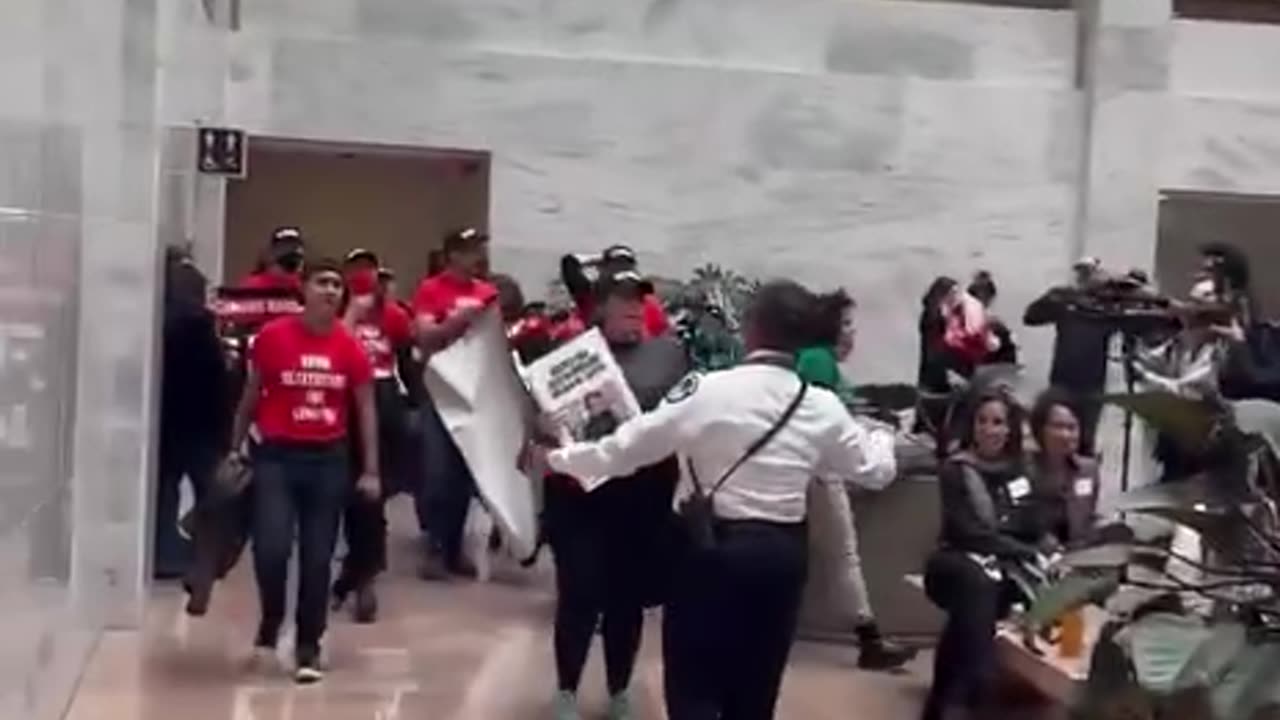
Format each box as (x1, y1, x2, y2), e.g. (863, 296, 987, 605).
(64, 498, 950, 719)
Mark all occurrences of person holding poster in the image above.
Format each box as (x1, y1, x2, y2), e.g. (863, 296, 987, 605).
(225, 258, 379, 684)
(543, 270, 688, 720)
(411, 227, 497, 579)
(541, 279, 897, 720)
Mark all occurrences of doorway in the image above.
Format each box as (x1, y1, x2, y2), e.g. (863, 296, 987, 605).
(222, 137, 490, 293)
(1156, 189, 1280, 315)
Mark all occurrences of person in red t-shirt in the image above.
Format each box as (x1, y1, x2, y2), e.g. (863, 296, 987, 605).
(560, 244, 671, 338)
(411, 227, 497, 579)
(225, 258, 378, 684)
(330, 265, 415, 623)
(240, 227, 306, 294)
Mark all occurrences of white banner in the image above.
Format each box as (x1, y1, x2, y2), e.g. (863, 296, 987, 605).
(422, 308, 539, 557)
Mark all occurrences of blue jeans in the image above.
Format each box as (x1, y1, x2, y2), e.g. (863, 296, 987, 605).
(155, 441, 216, 577)
(250, 441, 348, 653)
(414, 397, 475, 564)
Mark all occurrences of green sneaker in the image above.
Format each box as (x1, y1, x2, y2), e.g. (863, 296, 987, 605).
(607, 690, 633, 720)
(553, 690, 579, 720)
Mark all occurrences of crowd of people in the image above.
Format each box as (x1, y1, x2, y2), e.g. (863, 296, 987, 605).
(155, 227, 1276, 719)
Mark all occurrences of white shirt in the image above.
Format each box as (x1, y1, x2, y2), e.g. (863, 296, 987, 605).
(546, 356, 898, 523)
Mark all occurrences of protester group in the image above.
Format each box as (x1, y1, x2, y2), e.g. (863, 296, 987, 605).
(157, 227, 1274, 719)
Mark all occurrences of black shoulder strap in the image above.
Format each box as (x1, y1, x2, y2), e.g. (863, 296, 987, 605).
(689, 380, 809, 498)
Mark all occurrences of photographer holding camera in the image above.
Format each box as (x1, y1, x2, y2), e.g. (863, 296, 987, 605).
(1022, 257, 1115, 455)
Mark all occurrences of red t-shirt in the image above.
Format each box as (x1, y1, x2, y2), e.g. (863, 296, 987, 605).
(351, 302, 413, 379)
(412, 271, 498, 323)
(575, 293, 670, 338)
(240, 270, 302, 293)
(251, 316, 373, 443)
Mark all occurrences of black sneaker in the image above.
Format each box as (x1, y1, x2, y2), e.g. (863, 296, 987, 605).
(855, 623, 917, 671)
(331, 575, 354, 611)
(447, 556, 478, 580)
(857, 638, 917, 671)
(294, 645, 323, 684)
(418, 550, 450, 581)
(183, 577, 212, 617)
(353, 583, 379, 624)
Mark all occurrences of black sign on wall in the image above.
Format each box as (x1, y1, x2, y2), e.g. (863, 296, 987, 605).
(197, 127, 248, 178)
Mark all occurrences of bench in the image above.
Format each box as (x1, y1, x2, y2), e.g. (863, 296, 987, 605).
(903, 574, 1101, 706)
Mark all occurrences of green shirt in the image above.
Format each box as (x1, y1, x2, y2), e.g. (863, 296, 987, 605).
(795, 345, 855, 404)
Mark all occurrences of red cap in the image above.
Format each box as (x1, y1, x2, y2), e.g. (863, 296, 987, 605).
(346, 268, 378, 296)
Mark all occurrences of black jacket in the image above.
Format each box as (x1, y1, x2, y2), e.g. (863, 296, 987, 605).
(936, 455, 1039, 560)
(160, 297, 229, 454)
(1023, 287, 1113, 392)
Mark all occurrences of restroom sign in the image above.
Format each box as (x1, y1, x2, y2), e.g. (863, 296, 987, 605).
(197, 127, 248, 178)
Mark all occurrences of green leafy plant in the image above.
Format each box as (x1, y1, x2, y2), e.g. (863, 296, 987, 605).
(1020, 392, 1280, 720)
(657, 263, 760, 372)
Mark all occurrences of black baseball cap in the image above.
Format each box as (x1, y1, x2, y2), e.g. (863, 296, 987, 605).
(442, 227, 489, 253)
(596, 269, 654, 299)
(344, 247, 379, 266)
(271, 226, 304, 247)
(601, 244, 637, 264)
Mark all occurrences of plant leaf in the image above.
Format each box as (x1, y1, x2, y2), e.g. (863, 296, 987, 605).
(1208, 637, 1280, 720)
(1021, 569, 1121, 632)
(1105, 392, 1218, 457)
(1122, 612, 1212, 695)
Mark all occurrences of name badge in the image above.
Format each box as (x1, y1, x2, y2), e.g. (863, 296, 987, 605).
(1074, 477, 1094, 498)
(1007, 477, 1031, 501)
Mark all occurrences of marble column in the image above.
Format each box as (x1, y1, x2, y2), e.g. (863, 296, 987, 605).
(45, 0, 166, 630)
(1075, 0, 1172, 501)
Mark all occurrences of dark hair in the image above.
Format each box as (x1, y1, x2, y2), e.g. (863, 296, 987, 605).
(442, 227, 488, 256)
(957, 389, 1024, 459)
(1029, 387, 1080, 446)
(967, 271, 997, 305)
(1200, 242, 1250, 293)
(745, 279, 824, 354)
(302, 257, 344, 281)
(491, 273, 525, 320)
(810, 288, 855, 348)
(922, 276, 958, 309)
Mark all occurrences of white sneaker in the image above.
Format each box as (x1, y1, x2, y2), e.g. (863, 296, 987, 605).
(553, 690, 580, 720)
(247, 646, 279, 674)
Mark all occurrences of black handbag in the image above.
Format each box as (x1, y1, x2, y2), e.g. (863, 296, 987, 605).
(679, 380, 808, 551)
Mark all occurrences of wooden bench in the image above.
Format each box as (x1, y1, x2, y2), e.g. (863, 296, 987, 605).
(903, 574, 1101, 706)
(994, 606, 1104, 705)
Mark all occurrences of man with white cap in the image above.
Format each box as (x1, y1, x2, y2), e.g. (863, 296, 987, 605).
(1022, 256, 1114, 455)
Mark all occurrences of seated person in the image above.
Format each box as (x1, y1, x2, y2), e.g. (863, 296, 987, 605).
(921, 390, 1036, 720)
(1025, 388, 1100, 553)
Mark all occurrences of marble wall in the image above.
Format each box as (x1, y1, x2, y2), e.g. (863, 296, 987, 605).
(3, 12, 1280, 716)
(176, 0, 1083, 385)
(0, 0, 172, 716)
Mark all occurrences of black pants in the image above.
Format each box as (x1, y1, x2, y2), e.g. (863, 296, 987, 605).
(337, 380, 405, 592)
(921, 549, 1008, 720)
(155, 440, 216, 576)
(1073, 392, 1103, 457)
(417, 396, 475, 564)
(663, 520, 807, 720)
(548, 489, 647, 695)
(250, 442, 348, 654)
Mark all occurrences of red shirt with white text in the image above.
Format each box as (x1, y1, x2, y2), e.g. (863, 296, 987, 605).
(240, 270, 302, 294)
(251, 316, 373, 443)
(412, 271, 498, 323)
(351, 302, 413, 379)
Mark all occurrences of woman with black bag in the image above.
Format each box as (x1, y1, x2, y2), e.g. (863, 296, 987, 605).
(545, 270, 688, 720)
(541, 279, 897, 720)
